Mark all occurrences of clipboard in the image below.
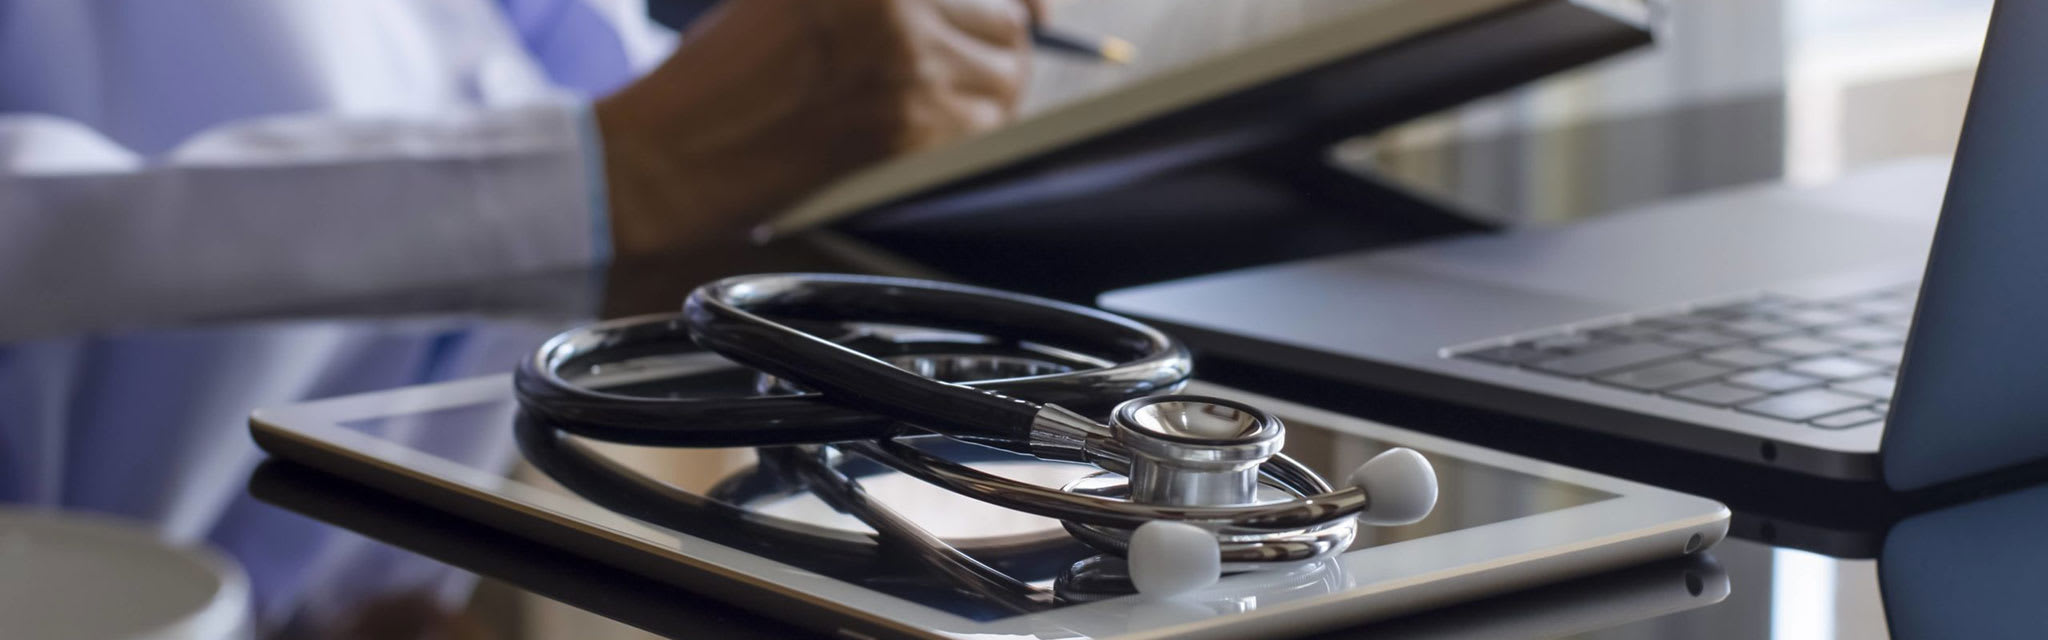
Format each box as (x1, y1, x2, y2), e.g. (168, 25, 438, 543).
(761, 0, 1654, 239)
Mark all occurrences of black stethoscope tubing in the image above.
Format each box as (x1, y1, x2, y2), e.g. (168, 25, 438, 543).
(512, 409, 1090, 577)
(514, 273, 1193, 449)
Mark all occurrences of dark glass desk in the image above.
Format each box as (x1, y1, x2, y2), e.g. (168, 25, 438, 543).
(4, 237, 2040, 640)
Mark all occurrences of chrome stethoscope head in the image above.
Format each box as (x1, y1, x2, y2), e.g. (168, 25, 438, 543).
(854, 394, 1437, 595)
(514, 273, 1438, 596)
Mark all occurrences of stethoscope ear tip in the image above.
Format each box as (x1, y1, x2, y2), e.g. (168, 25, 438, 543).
(1350, 447, 1439, 527)
(1127, 520, 1222, 597)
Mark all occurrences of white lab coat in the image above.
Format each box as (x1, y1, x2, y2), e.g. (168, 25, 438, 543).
(0, 0, 675, 338)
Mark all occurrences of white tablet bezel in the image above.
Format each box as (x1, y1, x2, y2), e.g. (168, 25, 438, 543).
(251, 377, 1726, 640)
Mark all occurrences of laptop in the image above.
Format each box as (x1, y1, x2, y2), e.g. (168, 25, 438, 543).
(1102, 0, 2048, 489)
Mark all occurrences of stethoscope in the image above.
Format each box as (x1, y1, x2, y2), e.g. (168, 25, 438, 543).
(515, 273, 1437, 595)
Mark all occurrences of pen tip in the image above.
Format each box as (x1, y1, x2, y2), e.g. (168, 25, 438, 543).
(1099, 37, 1137, 65)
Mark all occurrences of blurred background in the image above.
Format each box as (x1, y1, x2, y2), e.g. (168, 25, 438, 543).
(1019, 0, 1988, 226)
(1357, 0, 1988, 224)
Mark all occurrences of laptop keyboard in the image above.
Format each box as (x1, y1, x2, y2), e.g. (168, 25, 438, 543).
(1450, 284, 1919, 430)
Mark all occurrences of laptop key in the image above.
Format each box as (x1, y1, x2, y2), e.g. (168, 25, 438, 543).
(1773, 308, 1859, 327)
(1833, 303, 1879, 318)
(1725, 369, 1824, 392)
(1531, 343, 1690, 378)
(1712, 295, 1798, 313)
(1662, 328, 1747, 349)
(1718, 318, 1802, 338)
(1832, 375, 1897, 400)
(1635, 314, 1719, 330)
(1597, 360, 1733, 391)
(1758, 336, 1842, 357)
(1786, 356, 1885, 380)
(1818, 324, 1908, 345)
(1848, 344, 1907, 366)
(1811, 408, 1886, 429)
(1691, 302, 1760, 319)
(1739, 389, 1873, 421)
(1699, 347, 1789, 368)
(1668, 382, 1769, 407)
(1528, 333, 1611, 354)
(1848, 297, 1917, 317)
(1460, 344, 1557, 365)
(1591, 324, 1667, 340)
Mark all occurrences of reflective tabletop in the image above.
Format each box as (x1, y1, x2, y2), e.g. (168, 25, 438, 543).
(5, 243, 2033, 639)
(3, 1, 2030, 638)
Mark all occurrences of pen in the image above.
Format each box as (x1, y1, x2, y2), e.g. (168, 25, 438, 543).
(1033, 27, 1136, 65)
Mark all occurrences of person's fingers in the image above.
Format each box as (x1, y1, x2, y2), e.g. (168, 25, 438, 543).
(954, 93, 1012, 132)
(899, 93, 1011, 150)
(1020, 0, 1047, 26)
(929, 0, 1031, 47)
(895, 0, 1028, 117)
(822, 0, 1033, 153)
(928, 23, 1027, 96)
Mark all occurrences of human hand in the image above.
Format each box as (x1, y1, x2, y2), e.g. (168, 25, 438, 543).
(596, 0, 1039, 256)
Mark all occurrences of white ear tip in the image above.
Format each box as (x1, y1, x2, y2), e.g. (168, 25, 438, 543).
(1127, 520, 1220, 597)
(1349, 447, 1438, 526)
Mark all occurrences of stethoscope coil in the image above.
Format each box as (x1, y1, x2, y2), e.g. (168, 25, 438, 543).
(514, 274, 1439, 597)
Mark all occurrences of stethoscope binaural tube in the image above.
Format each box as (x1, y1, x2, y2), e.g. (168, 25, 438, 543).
(684, 274, 1192, 451)
(515, 273, 1192, 448)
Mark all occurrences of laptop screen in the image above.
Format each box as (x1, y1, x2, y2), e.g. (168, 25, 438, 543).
(1881, 0, 2048, 490)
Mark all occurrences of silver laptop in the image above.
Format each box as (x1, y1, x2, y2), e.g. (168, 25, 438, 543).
(1103, 0, 2048, 489)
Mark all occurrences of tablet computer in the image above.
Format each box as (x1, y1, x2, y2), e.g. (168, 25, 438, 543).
(763, 0, 1653, 236)
(250, 458, 1732, 640)
(250, 365, 1727, 640)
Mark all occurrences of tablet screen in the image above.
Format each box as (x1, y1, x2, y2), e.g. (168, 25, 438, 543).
(330, 367, 1614, 622)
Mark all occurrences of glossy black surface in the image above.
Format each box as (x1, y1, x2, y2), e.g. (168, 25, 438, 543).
(1, 236, 2031, 639)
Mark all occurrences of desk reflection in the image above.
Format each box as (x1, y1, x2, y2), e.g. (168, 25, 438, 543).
(251, 459, 1731, 640)
(0, 316, 559, 634)
(1881, 482, 2048, 639)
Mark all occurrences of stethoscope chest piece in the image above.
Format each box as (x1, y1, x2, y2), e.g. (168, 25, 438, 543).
(1060, 395, 1360, 583)
(1116, 396, 1283, 507)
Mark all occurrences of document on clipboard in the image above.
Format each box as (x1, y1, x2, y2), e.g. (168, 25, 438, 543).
(758, 0, 1651, 239)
